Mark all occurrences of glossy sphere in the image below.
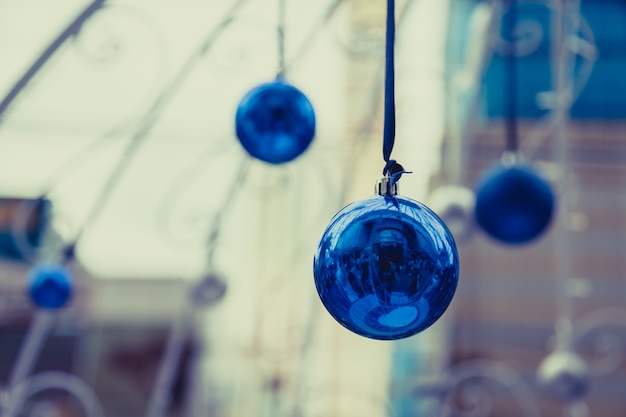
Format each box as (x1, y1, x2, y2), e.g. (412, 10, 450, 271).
(475, 163, 554, 244)
(313, 195, 459, 340)
(235, 80, 316, 164)
(27, 263, 72, 309)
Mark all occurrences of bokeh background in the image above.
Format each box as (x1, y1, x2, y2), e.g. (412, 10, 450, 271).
(0, 0, 624, 416)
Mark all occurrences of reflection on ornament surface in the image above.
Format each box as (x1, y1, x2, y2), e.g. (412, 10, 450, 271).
(313, 195, 459, 340)
(474, 163, 554, 244)
(235, 79, 316, 164)
(27, 263, 73, 309)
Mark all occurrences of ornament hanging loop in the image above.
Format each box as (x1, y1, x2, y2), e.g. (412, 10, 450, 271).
(377, 159, 412, 195)
(276, 0, 286, 78)
(385, 158, 411, 181)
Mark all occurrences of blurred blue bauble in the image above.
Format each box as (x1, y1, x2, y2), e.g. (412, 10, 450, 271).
(537, 350, 590, 401)
(474, 163, 555, 244)
(313, 195, 459, 340)
(235, 79, 316, 164)
(27, 262, 73, 309)
(191, 272, 227, 307)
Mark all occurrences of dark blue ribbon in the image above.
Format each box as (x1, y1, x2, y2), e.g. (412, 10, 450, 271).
(505, 0, 518, 152)
(382, 0, 396, 166)
(381, 0, 410, 186)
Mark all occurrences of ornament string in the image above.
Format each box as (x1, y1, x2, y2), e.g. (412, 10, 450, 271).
(277, 0, 286, 78)
(504, 0, 518, 153)
(381, 0, 409, 185)
(382, 0, 396, 165)
(338, 0, 414, 200)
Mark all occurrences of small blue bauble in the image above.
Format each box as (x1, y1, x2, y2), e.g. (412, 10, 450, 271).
(537, 350, 590, 401)
(191, 272, 227, 307)
(474, 163, 555, 244)
(27, 262, 73, 309)
(313, 195, 459, 340)
(235, 79, 316, 164)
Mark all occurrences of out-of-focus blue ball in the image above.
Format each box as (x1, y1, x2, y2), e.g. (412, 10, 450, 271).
(235, 79, 315, 164)
(474, 163, 555, 244)
(537, 350, 590, 401)
(313, 195, 459, 340)
(27, 262, 73, 309)
(191, 272, 227, 307)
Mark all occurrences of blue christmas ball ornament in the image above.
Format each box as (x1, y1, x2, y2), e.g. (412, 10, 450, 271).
(235, 79, 316, 164)
(313, 183, 459, 340)
(474, 162, 555, 244)
(27, 262, 73, 309)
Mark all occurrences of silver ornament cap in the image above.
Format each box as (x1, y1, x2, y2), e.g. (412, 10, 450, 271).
(375, 177, 398, 196)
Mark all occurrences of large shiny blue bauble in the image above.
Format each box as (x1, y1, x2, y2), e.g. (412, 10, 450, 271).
(235, 80, 316, 164)
(474, 163, 555, 244)
(27, 262, 73, 309)
(313, 195, 459, 340)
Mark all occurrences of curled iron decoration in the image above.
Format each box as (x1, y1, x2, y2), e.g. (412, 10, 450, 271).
(0, 2, 170, 137)
(0, 0, 105, 123)
(70, 3, 170, 73)
(451, 0, 596, 163)
(573, 308, 626, 377)
(6, 371, 106, 417)
(495, 10, 545, 58)
(518, 2, 598, 158)
(204, 0, 346, 76)
(3, 4, 175, 263)
(68, 4, 171, 135)
(154, 148, 339, 251)
(414, 360, 542, 417)
(154, 144, 243, 246)
(203, 14, 278, 75)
